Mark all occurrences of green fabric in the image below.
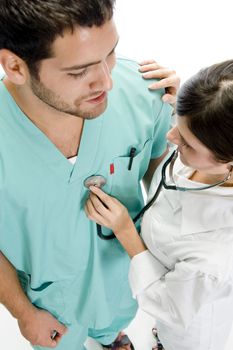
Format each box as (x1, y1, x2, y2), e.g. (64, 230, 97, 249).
(0, 57, 172, 346)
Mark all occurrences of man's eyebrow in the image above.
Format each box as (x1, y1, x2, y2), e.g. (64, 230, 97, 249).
(61, 38, 119, 72)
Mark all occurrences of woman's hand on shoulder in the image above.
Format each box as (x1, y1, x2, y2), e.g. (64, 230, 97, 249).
(139, 59, 180, 106)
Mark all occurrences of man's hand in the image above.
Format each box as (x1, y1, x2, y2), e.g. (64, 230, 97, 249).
(18, 307, 67, 348)
(139, 59, 180, 106)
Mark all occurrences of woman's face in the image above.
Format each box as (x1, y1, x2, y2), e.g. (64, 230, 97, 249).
(167, 116, 231, 175)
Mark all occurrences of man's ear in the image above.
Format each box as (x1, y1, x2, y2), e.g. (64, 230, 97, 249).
(0, 49, 28, 85)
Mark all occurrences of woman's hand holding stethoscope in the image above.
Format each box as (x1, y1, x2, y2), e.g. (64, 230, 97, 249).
(85, 185, 135, 237)
(85, 186, 147, 257)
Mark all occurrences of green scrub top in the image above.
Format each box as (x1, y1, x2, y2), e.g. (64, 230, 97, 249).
(0, 57, 172, 329)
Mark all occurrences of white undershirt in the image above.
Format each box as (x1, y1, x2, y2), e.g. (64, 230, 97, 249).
(68, 156, 77, 165)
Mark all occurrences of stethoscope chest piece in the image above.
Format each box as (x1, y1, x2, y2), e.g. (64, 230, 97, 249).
(83, 175, 107, 189)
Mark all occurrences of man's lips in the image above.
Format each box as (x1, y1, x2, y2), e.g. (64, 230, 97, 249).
(85, 92, 107, 104)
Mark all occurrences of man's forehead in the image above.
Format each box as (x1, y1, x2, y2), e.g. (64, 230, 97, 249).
(52, 20, 118, 58)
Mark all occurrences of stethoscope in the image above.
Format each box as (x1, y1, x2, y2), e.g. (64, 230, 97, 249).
(83, 153, 173, 240)
(84, 148, 233, 240)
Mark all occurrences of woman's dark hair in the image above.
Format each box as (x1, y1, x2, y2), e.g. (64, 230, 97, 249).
(0, 0, 115, 77)
(176, 60, 233, 162)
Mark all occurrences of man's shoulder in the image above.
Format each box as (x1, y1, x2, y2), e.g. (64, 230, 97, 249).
(112, 56, 164, 104)
(115, 56, 139, 72)
(114, 56, 145, 84)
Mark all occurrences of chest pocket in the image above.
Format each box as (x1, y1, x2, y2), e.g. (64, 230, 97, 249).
(110, 138, 152, 206)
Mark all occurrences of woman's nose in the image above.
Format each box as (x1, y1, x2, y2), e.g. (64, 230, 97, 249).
(167, 127, 180, 145)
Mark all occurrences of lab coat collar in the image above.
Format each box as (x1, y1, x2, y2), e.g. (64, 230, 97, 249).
(167, 162, 233, 234)
(152, 154, 233, 235)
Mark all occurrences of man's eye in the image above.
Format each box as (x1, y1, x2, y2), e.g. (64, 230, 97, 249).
(68, 70, 88, 79)
(108, 49, 115, 56)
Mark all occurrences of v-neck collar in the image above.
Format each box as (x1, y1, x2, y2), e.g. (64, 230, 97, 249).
(0, 79, 104, 183)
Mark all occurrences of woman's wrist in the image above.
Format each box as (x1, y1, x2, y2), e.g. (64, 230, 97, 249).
(114, 221, 147, 258)
(114, 217, 136, 237)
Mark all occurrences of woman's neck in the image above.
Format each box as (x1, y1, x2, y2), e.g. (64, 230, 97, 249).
(189, 169, 233, 187)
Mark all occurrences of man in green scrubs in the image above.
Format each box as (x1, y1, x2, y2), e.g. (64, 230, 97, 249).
(0, 1, 177, 349)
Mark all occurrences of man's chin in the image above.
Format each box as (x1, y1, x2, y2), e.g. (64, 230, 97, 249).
(60, 99, 108, 119)
(83, 100, 108, 120)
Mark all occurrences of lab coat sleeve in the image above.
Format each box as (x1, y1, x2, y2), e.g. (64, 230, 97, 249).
(129, 250, 168, 295)
(129, 238, 233, 331)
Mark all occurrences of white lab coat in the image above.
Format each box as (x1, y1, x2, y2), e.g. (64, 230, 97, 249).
(129, 156, 233, 350)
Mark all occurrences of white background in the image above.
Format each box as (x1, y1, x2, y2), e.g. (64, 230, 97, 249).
(115, 0, 232, 82)
(0, 0, 233, 349)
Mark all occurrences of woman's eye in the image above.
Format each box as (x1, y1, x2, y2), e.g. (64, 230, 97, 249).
(181, 142, 191, 149)
(68, 69, 88, 79)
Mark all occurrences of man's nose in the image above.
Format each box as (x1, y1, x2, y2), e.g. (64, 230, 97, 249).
(91, 61, 113, 91)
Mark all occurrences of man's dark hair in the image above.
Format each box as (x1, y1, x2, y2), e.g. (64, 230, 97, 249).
(176, 60, 233, 162)
(0, 0, 115, 77)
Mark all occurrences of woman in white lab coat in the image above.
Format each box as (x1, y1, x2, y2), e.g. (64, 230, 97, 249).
(85, 59, 233, 350)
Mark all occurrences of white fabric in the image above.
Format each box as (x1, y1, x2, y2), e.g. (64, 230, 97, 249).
(68, 156, 77, 165)
(129, 155, 233, 350)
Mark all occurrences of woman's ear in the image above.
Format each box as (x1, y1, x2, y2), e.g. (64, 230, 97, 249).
(0, 49, 28, 85)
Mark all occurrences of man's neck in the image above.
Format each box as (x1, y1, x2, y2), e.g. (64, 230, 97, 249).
(4, 79, 84, 158)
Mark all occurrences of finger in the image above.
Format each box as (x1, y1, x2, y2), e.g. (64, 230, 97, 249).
(89, 186, 122, 213)
(89, 186, 114, 209)
(85, 198, 99, 217)
(49, 339, 57, 348)
(139, 59, 157, 66)
(89, 192, 110, 216)
(139, 63, 161, 73)
(85, 198, 108, 226)
(142, 68, 173, 79)
(84, 205, 103, 226)
(54, 322, 67, 336)
(148, 76, 178, 90)
(37, 338, 57, 348)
